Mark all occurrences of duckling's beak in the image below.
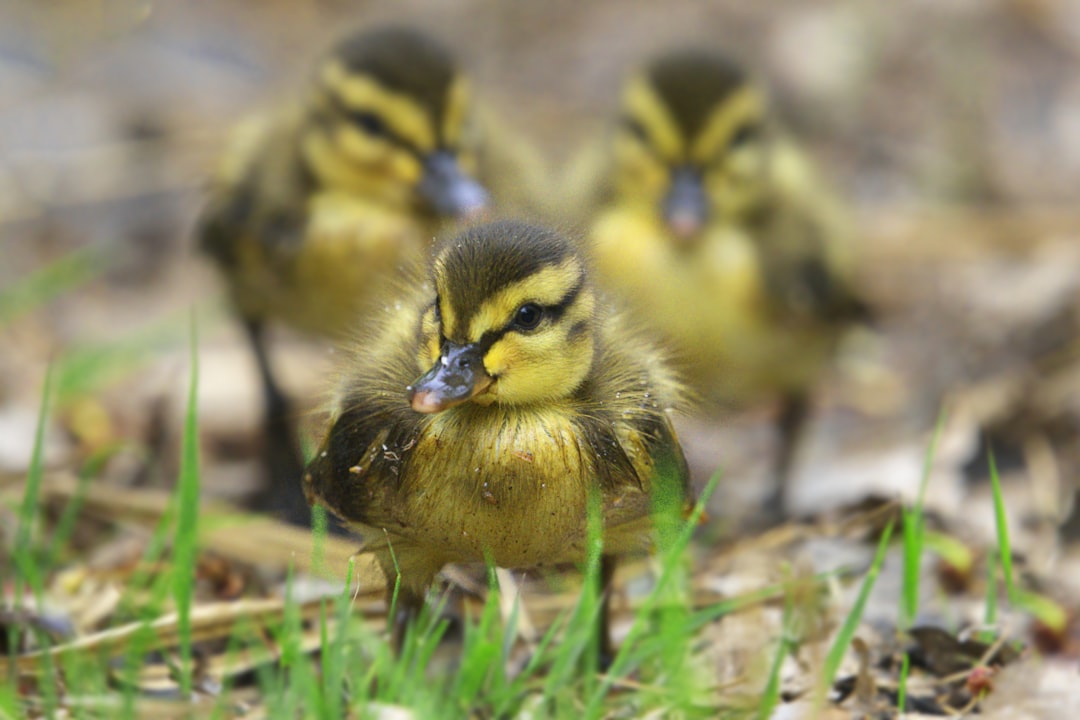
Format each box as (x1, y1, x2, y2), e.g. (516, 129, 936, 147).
(417, 151, 490, 220)
(662, 166, 708, 241)
(407, 341, 494, 413)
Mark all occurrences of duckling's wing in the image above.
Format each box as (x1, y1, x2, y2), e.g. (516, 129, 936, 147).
(754, 201, 870, 326)
(302, 298, 430, 536)
(198, 113, 311, 267)
(755, 142, 870, 325)
(303, 402, 423, 534)
(600, 412, 692, 555)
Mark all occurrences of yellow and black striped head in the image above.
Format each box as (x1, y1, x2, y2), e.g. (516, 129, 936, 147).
(408, 221, 597, 411)
(301, 26, 489, 218)
(613, 50, 769, 241)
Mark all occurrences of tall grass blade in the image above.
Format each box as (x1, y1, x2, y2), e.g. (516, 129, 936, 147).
(14, 362, 54, 603)
(172, 315, 202, 695)
(821, 521, 894, 695)
(987, 450, 1015, 603)
(983, 552, 997, 628)
(897, 651, 911, 713)
(901, 409, 946, 630)
(757, 590, 793, 720)
(9, 365, 58, 713)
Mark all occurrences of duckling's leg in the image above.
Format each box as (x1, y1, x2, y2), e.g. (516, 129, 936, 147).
(763, 392, 810, 521)
(378, 551, 436, 653)
(390, 586, 428, 653)
(244, 318, 311, 528)
(597, 554, 618, 669)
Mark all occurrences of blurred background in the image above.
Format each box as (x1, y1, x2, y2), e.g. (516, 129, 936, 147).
(3, 0, 1080, 552)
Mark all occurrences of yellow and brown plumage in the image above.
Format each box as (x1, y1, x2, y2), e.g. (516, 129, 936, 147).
(198, 27, 544, 524)
(580, 50, 867, 516)
(201, 27, 494, 340)
(304, 219, 690, 653)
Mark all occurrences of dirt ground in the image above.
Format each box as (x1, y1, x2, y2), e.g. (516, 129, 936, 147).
(3, 1, 1080, 717)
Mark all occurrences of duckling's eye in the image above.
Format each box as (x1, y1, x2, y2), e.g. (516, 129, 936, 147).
(350, 110, 388, 137)
(728, 123, 761, 150)
(620, 116, 649, 145)
(512, 303, 543, 332)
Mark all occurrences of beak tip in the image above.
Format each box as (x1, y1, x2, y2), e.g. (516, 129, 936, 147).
(409, 389, 443, 414)
(667, 213, 703, 240)
(452, 188, 490, 221)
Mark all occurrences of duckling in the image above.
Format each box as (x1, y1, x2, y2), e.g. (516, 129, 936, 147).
(304, 220, 690, 655)
(199, 26, 543, 526)
(580, 49, 867, 518)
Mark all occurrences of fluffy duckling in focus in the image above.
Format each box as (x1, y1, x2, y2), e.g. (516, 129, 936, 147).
(304, 220, 690, 655)
(579, 49, 868, 518)
(199, 26, 545, 525)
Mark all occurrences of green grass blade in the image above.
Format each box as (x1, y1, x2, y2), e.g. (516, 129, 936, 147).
(900, 409, 946, 631)
(916, 408, 947, 508)
(821, 521, 894, 694)
(897, 651, 911, 712)
(757, 591, 793, 720)
(0, 247, 105, 327)
(1013, 589, 1069, 634)
(53, 314, 188, 404)
(983, 551, 997, 628)
(583, 471, 718, 718)
(0, 682, 17, 719)
(922, 530, 973, 574)
(46, 442, 130, 567)
(14, 362, 54, 601)
(172, 314, 202, 695)
(11, 361, 57, 719)
(900, 507, 923, 630)
(986, 450, 1015, 603)
(542, 484, 605, 703)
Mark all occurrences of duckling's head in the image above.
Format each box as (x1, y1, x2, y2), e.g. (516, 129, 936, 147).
(612, 50, 769, 241)
(408, 220, 597, 412)
(302, 26, 489, 219)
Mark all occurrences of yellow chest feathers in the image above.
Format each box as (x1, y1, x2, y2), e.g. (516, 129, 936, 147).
(376, 404, 633, 568)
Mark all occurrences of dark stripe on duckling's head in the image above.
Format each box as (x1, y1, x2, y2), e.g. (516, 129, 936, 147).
(330, 26, 457, 127)
(432, 220, 580, 341)
(647, 50, 747, 141)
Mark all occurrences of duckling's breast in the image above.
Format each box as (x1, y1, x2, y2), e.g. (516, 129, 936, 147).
(231, 194, 428, 337)
(394, 403, 599, 568)
(591, 208, 833, 402)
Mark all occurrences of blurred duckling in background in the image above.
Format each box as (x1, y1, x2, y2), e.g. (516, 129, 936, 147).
(304, 220, 690, 655)
(578, 49, 868, 518)
(199, 26, 546, 526)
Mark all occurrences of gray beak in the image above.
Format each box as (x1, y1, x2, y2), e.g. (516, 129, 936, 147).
(662, 166, 708, 240)
(407, 341, 493, 414)
(417, 151, 490, 220)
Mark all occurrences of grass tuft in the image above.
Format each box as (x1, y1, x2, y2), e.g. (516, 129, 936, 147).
(582, 469, 719, 718)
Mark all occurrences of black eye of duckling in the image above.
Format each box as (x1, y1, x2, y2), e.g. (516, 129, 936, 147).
(512, 303, 543, 331)
(351, 110, 388, 137)
(728, 123, 761, 150)
(620, 116, 649, 145)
